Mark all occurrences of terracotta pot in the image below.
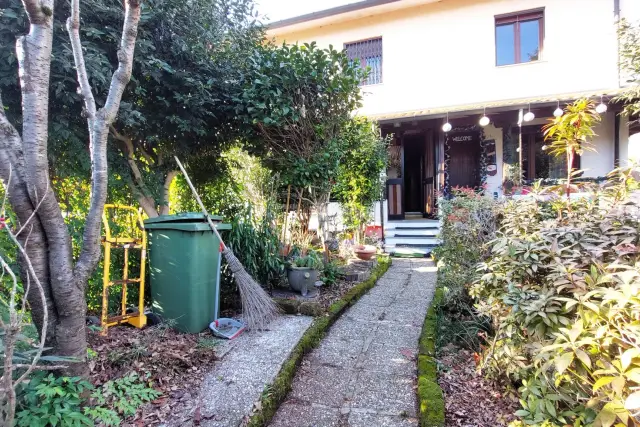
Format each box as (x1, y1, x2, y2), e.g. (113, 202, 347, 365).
(353, 244, 376, 261)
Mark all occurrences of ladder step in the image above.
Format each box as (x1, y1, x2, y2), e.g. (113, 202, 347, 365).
(108, 278, 142, 285)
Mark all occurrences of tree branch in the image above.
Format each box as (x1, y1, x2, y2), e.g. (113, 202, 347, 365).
(74, 0, 142, 282)
(66, 0, 97, 121)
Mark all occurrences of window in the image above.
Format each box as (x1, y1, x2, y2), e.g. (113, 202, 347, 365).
(495, 9, 544, 66)
(514, 127, 578, 181)
(345, 37, 383, 85)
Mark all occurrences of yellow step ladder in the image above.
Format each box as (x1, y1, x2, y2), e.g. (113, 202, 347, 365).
(101, 204, 147, 335)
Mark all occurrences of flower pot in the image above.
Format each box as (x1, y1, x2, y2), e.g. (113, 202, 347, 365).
(287, 266, 319, 297)
(353, 244, 376, 261)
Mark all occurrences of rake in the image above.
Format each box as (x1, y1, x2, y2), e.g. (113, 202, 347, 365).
(174, 156, 280, 330)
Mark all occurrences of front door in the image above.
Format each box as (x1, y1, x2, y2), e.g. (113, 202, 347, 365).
(423, 131, 436, 217)
(448, 131, 481, 189)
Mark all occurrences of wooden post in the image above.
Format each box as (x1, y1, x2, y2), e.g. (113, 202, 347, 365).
(282, 185, 291, 243)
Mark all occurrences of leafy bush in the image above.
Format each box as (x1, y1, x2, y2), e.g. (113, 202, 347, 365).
(224, 203, 285, 292)
(433, 188, 497, 349)
(472, 166, 640, 426)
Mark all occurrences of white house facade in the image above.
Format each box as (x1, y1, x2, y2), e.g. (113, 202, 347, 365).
(269, 0, 640, 254)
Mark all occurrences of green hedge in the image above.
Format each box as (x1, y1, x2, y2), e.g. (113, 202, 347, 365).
(417, 288, 445, 427)
(246, 255, 391, 427)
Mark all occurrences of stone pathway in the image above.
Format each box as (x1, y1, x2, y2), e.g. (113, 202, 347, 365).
(270, 258, 437, 427)
(166, 315, 313, 427)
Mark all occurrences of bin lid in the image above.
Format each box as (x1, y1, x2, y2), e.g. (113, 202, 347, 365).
(144, 212, 231, 231)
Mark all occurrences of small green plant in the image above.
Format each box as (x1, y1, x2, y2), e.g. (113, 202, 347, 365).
(321, 260, 344, 286)
(15, 373, 93, 427)
(197, 336, 220, 350)
(291, 252, 323, 270)
(92, 372, 161, 418)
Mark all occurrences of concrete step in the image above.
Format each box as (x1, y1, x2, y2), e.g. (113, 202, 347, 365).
(385, 246, 434, 257)
(385, 228, 439, 237)
(385, 236, 440, 246)
(386, 221, 440, 230)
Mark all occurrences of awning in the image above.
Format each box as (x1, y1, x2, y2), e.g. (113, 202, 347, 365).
(365, 87, 629, 123)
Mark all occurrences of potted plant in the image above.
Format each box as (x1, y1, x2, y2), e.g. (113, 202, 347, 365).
(353, 243, 377, 261)
(287, 252, 323, 297)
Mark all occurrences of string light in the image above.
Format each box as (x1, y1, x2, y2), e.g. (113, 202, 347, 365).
(442, 112, 452, 132)
(479, 107, 490, 127)
(596, 95, 608, 114)
(524, 104, 535, 122)
(553, 101, 564, 118)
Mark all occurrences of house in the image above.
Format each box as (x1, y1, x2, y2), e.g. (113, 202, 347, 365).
(268, 0, 640, 255)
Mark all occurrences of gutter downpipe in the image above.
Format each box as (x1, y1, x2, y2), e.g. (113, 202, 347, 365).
(518, 109, 524, 186)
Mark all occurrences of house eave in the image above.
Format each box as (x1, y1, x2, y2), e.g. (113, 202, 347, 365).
(266, 0, 443, 36)
(366, 87, 628, 123)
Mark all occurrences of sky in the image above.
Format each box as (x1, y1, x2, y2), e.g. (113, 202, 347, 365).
(256, 0, 357, 23)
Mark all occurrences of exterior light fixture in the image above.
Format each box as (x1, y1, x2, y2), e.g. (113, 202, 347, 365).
(479, 107, 490, 127)
(553, 101, 564, 118)
(442, 112, 452, 132)
(523, 104, 535, 122)
(541, 145, 548, 151)
(596, 95, 608, 114)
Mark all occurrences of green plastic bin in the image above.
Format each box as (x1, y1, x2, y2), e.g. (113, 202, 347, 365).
(144, 213, 231, 333)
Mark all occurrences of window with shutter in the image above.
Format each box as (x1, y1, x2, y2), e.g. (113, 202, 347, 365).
(344, 37, 383, 85)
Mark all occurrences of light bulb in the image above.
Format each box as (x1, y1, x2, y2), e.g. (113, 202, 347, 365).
(516, 147, 520, 153)
(442, 122, 452, 132)
(553, 107, 563, 117)
(524, 111, 535, 122)
(596, 103, 608, 114)
(479, 116, 490, 127)
(542, 145, 548, 151)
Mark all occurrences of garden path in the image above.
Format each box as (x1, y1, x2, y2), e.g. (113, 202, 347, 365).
(270, 258, 437, 427)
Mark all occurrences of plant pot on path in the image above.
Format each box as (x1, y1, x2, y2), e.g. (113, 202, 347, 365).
(353, 244, 376, 261)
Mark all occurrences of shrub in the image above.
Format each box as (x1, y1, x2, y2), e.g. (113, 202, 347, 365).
(472, 166, 640, 426)
(433, 188, 497, 349)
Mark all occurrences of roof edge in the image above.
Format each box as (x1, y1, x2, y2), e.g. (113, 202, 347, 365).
(268, 0, 402, 30)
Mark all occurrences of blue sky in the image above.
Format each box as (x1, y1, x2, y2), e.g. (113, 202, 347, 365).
(257, 0, 357, 22)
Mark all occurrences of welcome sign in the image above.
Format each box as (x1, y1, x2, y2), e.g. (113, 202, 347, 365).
(449, 131, 476, 143)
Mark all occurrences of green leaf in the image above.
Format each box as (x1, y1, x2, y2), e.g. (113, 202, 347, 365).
(555, 352, 574, 375)
(596, 403, 617, 427)
(575, 348, 591, 368)
(593, 376, 615, 392)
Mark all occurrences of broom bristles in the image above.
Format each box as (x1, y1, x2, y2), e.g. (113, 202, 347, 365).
(222, 247, 280, 330)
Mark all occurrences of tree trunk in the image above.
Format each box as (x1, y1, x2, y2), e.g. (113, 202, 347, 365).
(0, 0, 142, 378)
(566, 150, 573, 200)
(159, 170, 179, 215)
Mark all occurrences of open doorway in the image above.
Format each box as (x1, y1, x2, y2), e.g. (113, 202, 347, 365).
(403, 134, 425, 215)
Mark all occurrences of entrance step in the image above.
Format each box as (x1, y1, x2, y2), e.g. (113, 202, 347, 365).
(383, 219, 441, 256)
(385, 236, 440, 246)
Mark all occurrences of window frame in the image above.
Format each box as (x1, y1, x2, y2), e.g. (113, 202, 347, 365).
(344, 36, 383, 86)
(495, 8, 544, 66)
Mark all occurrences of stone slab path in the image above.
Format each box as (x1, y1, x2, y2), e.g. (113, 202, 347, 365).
(270, 258, 437, 427)
(166, 315, 313, 427)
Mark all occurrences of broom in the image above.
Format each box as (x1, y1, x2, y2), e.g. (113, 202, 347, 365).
(174, 156, 280, 330)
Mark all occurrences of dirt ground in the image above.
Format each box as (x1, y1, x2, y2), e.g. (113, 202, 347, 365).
(88, 324, 218, 425)
(438, 344, 519, 427)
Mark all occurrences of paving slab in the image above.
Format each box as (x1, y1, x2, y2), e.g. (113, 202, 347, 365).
(347, 411, 419, 427)
(270, 402, 341, 427)
(165, 315, 313, 427)
(268, 259, 437, 427)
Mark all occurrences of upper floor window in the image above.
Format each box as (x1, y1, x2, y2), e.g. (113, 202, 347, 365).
(495, 9, 544, 66)
(345, 37, 382, 85)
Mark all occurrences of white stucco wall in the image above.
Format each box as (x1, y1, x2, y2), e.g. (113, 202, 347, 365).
(271, 0, 623, 118)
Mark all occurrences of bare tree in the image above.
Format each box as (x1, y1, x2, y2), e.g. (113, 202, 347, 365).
(0, 0, 142, 376)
